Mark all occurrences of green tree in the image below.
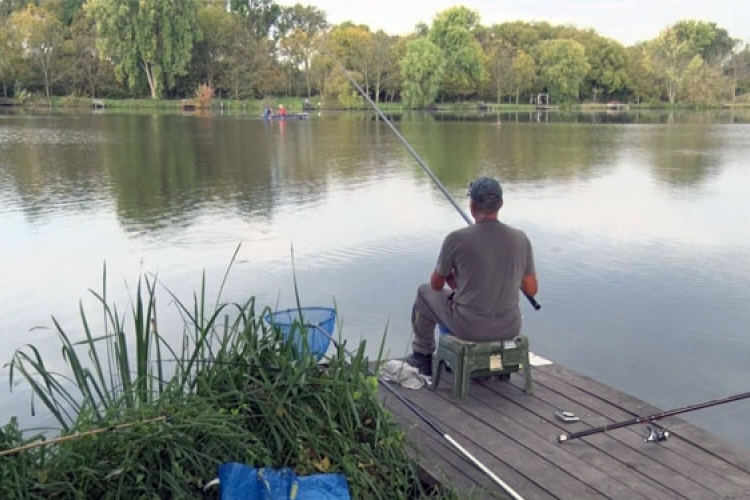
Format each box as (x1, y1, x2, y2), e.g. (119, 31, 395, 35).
(279, 3, 327, 36)
(490, 21, 542, 53)
(647, 20, 737, 104)
(670, 20, 736, 64)
(382, 34, 410, 102)
(222, 28, 278, 99)
(683, 56, 728, 105)
(195, 3, 237, 90)
(0, 0, 37, 20)
(537, 39, 590, 104)
(626, 44, 658, 104)
(0, 20, 9, 94)
(428, 6, 485, 100)
(648, 28, 699, 103)
(328, 23, 373, 94)
(510, 50, 536, 105)
(86, 0, 201, 99)
(278, 28, 312, 95)
(322, 65, 363, 108)
(580, 35, 630, 100)
(229, 0, 282, 40)
(400, 37, 444, 108)
(0, 16, 30, 97)
(486, 40, 514, 105)
(68, 11, 116, 97)
(53, 0, 86, 25)
(8, 4, 67, 100)
(367, 30, 392, 103)
(727, 43, 750, 101)
(277, 4, 328, 98)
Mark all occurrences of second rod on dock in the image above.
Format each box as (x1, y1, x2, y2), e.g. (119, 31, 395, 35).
(559, 390, 750, 442)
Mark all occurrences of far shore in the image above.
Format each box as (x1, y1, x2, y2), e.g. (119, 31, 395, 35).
(2, 95, 749, 113)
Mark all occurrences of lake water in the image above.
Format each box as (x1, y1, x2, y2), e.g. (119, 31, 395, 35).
(2, 108, 750, 450)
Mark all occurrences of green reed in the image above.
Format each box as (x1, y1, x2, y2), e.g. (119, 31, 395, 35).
(3, 249, 474, 498)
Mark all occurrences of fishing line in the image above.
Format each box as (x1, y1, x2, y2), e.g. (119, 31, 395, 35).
(325, 49, 540, 311)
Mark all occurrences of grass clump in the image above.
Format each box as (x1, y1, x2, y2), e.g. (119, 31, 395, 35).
(2, 255, 458, 499)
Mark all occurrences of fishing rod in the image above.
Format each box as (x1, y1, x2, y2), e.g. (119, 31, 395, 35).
(558, 390, 750, 443)
(0, 416, 168, 457)
(326, 50, 540, 311)
(308, 325, 525, 500)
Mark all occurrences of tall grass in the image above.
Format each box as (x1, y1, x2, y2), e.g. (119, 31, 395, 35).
(2, 252, 468, 498)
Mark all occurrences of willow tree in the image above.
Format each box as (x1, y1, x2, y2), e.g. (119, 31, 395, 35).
(400, 38, 444, 108)
(86, 0, 201, 99)
(428, 6, 485, 100)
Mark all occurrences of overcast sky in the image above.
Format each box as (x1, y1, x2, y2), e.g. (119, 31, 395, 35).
(278, 0, 748, 47)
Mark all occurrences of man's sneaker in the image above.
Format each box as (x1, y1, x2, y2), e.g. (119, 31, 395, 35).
(405, 352, 432, 376)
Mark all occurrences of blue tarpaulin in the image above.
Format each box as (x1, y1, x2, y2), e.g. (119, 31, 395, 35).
(218, 462, 351, 500)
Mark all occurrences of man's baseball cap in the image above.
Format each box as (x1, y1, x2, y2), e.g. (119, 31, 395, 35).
(468, 177, 503, 210)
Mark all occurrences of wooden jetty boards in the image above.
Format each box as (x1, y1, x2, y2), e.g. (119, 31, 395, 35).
(379, 357, 750, 499)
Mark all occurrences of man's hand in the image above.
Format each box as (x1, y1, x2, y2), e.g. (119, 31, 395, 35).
(446, 273, 458, 290)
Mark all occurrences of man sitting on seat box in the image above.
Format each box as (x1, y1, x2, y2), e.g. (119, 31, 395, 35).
(406, 176, 538, 376)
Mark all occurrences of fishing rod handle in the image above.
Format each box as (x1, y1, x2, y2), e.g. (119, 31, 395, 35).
(524, 292, 541, 310)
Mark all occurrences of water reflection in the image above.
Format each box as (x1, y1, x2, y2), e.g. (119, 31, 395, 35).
(2, 110, 750, 450)
(2, 111, 748, 229)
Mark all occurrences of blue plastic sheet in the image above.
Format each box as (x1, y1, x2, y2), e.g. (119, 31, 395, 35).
(219, 462, 351, 500)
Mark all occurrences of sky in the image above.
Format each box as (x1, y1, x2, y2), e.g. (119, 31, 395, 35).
(277, 0, 749, 47)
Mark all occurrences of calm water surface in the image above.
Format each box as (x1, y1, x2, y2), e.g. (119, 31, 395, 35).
(2, 109, 750, 450)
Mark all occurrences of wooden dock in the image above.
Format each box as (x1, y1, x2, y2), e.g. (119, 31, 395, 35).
(380, 357, 750, 499)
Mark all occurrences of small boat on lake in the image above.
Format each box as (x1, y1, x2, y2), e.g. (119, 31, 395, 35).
(261, 112, 310, 120)
(260, 113, 310, 120)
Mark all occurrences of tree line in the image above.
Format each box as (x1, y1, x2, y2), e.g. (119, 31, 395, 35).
(1, 0, 749, 106)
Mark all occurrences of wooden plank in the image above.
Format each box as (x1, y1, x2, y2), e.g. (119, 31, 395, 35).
(382, 388, 554, 499)
(530, 367, 749, 498)
(384, 397, 511, 499)
(390, 383, 605, 499)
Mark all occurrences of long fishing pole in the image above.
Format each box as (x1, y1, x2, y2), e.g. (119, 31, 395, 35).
(309, 325, 525, 500)
(558, 390, 750, 443)
(327, 51, 540, 311)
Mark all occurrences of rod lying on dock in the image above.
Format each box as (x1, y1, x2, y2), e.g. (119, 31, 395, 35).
(559, 390, 750, 442)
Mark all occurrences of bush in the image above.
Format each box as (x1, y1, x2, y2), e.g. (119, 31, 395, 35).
(195, 84, 215, 109)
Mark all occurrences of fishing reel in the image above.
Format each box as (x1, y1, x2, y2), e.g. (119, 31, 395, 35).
(645, 424, 670, 443)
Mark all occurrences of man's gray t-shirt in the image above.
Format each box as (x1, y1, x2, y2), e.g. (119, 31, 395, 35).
(435, 220, 535, 340)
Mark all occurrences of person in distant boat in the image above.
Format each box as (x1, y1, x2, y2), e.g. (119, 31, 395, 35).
(405, 177, 538, 376)
(263, 106, 273, 118)
(278, 104, 287, 117)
